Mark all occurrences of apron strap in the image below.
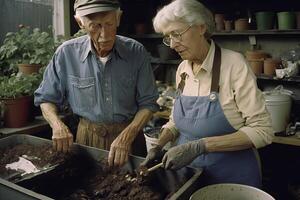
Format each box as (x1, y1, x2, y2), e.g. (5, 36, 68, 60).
(211, 44, 222, 92)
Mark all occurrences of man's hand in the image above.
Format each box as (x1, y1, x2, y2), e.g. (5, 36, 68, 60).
(40, 103, 73, 153)
(108, 109, 153, 167)
(140, 145, 165, 167)
(108, 125, 134, 167)
(52, 122, 73, 153)
(162, 139, 206, 170)
(108, 136, 130, 167)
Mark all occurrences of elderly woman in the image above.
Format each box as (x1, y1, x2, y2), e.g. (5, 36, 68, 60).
(142, 0, 273, 188)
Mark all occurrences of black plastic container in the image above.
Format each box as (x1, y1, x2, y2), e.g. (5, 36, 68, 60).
(0, 134, 202, 200)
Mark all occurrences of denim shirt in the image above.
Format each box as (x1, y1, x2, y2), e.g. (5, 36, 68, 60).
(34, 35, 159, 123)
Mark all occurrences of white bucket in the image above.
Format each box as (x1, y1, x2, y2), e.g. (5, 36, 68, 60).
(264, 93, 291, 133)
(144, 133, 160, 152)
(190, 184, 275, 200)
(144, 128, 174, 152)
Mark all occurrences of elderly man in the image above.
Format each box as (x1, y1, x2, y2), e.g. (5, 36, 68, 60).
(34, 0, 159, 167)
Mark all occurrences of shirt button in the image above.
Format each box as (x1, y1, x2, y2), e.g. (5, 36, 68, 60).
(106, 97, 109, 101)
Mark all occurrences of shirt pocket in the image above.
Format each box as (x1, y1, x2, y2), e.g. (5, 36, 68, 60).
(69, 76, 96, 111)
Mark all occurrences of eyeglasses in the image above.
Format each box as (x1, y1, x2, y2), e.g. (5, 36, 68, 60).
(162, 25, 193, 46)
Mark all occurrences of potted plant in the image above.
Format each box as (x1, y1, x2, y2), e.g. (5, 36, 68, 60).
(0, 73, 42, 128)
(0, 25, 55, 75)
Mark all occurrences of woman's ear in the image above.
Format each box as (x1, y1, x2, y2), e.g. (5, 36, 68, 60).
(116, 10, 123, 27)
(195, 24, 207, 36)
(74, 15, 85, 29)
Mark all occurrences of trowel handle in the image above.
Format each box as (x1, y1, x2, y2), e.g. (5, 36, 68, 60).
(148, 162, 163, 172)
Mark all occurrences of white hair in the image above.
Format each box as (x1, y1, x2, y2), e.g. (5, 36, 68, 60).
(153, 0, 215, 38)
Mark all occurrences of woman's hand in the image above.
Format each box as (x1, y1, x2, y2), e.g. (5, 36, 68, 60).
(140, 145, 165, 167)
(162, 139, 206, 170)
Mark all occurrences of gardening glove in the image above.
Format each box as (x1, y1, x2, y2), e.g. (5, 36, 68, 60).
(162, 139, 206, 170)
(52, 122, 73, 153)
(140, 145, 166, 167)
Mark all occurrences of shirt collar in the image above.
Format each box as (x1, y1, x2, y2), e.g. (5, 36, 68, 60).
(80, 35, 126, 62)
(180, 40, 216, 77)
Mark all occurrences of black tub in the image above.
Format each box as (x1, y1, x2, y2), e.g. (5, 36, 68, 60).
(0, 134, 202, 200)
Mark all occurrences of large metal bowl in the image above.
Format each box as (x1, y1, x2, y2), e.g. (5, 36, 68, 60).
(189, 183, 275, 200)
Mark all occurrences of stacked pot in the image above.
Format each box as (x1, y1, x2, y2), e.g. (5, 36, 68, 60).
(245, 50, 281, 76)
(215, 14, 225, 31)
(245, 50, 268, 75)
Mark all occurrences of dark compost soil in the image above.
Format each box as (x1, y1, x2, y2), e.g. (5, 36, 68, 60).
(0, 144, 67, 181)
(0, 144, 165, 200)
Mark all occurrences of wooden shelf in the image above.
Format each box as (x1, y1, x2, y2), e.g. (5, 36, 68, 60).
(257, 74, 300, 83)
(0, 114, 70, 137)
(129, 30, 300, 39)
(213, 29, 300, 36)
(154, 111, 300, 146)
(273, 134, 300, 146)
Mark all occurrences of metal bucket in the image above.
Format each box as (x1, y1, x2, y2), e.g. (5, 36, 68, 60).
(189, 183, 275, 200)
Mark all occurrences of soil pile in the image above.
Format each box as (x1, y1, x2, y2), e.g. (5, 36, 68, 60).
(64, 161, 162, 200)
(0, 144, 67, 180)
(0, 144, 172, 200)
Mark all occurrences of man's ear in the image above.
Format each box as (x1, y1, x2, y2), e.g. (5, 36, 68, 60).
(116, 10, 123, 27)
(74, 15, 85, 29)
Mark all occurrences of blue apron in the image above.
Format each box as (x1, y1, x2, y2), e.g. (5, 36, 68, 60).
(173, 45, 261, 188)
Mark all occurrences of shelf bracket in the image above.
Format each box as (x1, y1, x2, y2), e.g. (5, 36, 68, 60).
(248, 35, 257, 47)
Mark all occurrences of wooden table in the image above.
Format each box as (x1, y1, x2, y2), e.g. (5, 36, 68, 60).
(0, 115, 69, 137)
(154, 110, 300, 147)
(273, 133, 300, 147)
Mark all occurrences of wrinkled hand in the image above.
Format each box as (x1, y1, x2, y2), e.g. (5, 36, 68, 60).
(140, 145, 165, 167)
(52, 122, 73, 153)
(108, 137, 131, 167)
(162, 139, 206, 170)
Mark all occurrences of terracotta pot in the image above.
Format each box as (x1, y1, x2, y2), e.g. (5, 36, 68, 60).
(134, 23, 148, 35)
(245, 50, 269, 60)
(248, 59, 264, 75)
(224, 20, 233, 31)
(264, 58, 282, 76)
(297, 12, 300, 29)
(18, 64, 42, 75)
(216, 22, 225, 31)
(234, 18, 249, 31)
(215, 14, 225, 23)
(215, 14, 225, 31)
(0, 101, 4, 128)
(2, 96, 32, 128)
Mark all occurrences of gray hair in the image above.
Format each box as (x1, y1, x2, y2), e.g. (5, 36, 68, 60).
(153, 0, 215, 38)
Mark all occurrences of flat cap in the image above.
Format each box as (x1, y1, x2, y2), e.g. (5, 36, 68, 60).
(74, 0, 120, 17)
